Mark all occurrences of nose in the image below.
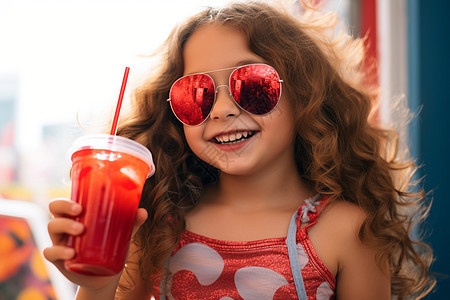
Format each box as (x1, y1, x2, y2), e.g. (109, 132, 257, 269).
(209, 85, 241, 121)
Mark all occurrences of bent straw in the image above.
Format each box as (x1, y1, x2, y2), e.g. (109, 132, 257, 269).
(110, 66, 130, 135)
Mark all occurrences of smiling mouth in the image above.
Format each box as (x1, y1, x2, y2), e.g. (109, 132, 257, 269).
(213, 130, 257, 144)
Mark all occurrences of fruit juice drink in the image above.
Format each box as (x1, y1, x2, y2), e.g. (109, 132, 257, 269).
(64, 135, 154, 276)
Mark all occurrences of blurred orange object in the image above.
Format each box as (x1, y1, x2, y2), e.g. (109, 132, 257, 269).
(0, 199, 75, 300)
(0, 216, 34, 281)
(0, 215, 56, 299)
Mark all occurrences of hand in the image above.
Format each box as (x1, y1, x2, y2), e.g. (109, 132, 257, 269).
(43, 198, 148, 292)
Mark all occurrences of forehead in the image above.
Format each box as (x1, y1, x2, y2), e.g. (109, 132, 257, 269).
(183, 24, 264, 75)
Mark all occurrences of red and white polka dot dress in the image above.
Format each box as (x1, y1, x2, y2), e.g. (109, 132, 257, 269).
(160, 196, 335, 300)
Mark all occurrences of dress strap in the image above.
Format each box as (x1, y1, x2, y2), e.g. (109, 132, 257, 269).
(299, 194, 329, 232)
(287, 208, 308, 300)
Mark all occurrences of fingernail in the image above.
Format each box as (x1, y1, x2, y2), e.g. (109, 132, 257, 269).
(71, 222, 83, 232)
(71, 204, 82, 213)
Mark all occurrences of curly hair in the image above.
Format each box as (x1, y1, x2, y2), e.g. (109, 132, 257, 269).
(116, 1, 435, 298)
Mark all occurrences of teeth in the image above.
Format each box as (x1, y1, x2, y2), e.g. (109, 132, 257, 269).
(214, 131, 254, 144)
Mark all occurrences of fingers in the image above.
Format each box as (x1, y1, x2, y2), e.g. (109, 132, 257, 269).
(131, 208, 148, 237)
(45, 200, 82, 276)
(47, 198, 84, 246)
(43, 245, 75, 264)
(49, 198, 82, 218)
(47, 217, 85, 245)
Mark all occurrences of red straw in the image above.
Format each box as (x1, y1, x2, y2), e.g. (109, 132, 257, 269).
(110, 66, 130, 135)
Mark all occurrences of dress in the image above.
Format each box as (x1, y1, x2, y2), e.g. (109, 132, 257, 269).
(161, 195, 335, 300)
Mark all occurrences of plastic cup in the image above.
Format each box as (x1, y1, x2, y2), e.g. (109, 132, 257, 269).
(64, 134, 155, 276)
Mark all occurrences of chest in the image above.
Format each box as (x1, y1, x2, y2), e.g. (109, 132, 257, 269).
(168, 240, 295, 299)
(186, 207, 294, 241)
(185, 208, 339, 277)
(163, 231, 335, 300)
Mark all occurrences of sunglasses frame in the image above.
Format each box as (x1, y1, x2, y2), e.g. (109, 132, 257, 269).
(167, 63, 283, 126)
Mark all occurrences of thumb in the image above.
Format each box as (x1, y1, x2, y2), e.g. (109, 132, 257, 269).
(132, 208, 148, 237)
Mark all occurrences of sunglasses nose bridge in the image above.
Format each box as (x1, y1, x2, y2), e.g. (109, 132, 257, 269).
(215, 84, 232, 96)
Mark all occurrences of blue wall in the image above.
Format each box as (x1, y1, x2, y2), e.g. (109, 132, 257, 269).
(408, 0, 450, 298)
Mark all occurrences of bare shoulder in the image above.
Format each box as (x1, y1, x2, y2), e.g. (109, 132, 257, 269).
(319, 200, 366, 238)
(315, 200, 391, 299)
(321, 200, 366, 223)
(310, 200, 366, 252)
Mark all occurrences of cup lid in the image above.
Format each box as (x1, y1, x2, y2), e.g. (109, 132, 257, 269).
(69, 134, 155, 176)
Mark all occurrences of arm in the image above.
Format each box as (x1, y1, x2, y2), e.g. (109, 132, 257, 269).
(333, 203, 391, 299)
(75, 243, 152, 300)
(76, 279, 120, 300)
(114, 242, 153, 299)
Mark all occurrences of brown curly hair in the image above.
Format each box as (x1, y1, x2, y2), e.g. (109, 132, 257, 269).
(116, 1, 435, 298)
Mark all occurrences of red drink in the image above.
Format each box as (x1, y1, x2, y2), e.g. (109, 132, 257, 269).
(64, 135, 154, 276)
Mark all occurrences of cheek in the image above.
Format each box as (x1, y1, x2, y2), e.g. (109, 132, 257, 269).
(183, 126, 196, 146)
(264, 97, 295, 130)
(184, 126, 205, 155)
(264, 99, 296, 144)
(184, 126, 226, 168)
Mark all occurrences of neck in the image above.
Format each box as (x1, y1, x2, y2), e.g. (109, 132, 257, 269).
(213, 162, 314, 213)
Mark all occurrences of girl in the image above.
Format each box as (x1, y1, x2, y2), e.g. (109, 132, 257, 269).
(44, 1, 435, 299)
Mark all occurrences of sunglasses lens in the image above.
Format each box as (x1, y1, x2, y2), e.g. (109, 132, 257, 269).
(169, 74, 215, 126)
(230, 65, 281, 115)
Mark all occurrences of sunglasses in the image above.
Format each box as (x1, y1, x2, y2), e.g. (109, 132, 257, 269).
(167, 63, 283, 126)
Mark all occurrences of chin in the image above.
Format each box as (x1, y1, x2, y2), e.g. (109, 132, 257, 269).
(214, 160, 257, 176)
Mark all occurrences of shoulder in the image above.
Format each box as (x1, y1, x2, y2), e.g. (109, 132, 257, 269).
(311, 200, 366, 248)
(304, 200, 365, 276)
(317, 200, 378, 264)
(320, 200, 366, 236)
(316, 200, 391, 299)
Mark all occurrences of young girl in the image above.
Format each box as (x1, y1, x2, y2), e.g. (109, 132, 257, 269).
(44, 1, 435, 299)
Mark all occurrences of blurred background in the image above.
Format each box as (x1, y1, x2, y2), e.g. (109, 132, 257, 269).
(0, 0, 448, 299)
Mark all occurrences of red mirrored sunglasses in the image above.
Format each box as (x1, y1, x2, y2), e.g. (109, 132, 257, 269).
(167, 63, 283, 126)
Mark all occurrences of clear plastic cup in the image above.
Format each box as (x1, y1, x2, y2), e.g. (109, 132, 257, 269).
(64, 134, 155, 276)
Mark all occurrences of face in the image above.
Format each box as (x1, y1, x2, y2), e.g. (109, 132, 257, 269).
(181, 24, 296, 176)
